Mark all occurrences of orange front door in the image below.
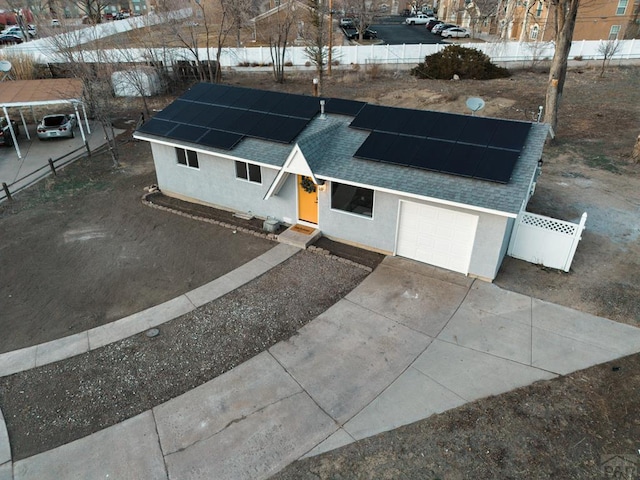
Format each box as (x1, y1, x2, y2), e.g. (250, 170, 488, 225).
(297, 175, 318, 224)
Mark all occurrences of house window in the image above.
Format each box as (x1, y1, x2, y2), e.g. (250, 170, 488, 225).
(235, 161, 262, 183)
(536, 1, 543, 16)
(331, 182, 374, 218)
(176, 148, 199, 169)
(616, 0, 628, 15)
(609, 24, 621, 39)
(530, 25, 539, 39)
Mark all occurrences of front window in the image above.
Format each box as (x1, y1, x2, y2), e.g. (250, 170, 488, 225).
(176, 148, 199, 169)
(536, 1, 543, 16)
(331, 182, 374, 218)
(616, 0, 627, 15)
(235, 161, 262, 183)
(609, 25, 621, 39)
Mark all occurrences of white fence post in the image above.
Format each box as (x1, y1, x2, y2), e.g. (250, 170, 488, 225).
(563, 212, 587, 272)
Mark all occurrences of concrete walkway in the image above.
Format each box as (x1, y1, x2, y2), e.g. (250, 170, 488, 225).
(4, 255, 640, 479)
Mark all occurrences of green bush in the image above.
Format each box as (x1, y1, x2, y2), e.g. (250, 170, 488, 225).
(411, 45, 511, 80)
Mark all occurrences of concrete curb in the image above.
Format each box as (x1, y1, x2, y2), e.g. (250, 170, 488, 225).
(0, 406, 10, 480)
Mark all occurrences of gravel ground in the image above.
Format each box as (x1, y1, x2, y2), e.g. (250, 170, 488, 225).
(0, 250, 375, 461)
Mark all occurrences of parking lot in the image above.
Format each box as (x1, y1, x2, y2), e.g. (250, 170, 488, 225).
(343, 15, 445, 45)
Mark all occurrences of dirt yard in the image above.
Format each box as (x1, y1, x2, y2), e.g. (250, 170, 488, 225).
(0, 64, 638, 475)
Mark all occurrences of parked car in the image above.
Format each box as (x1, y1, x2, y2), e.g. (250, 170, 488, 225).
(440, 27, 471, 38)
(0, 117, 19, 146)
(405, 13, 436, 25)
(340, 17, 355, 27)
(1, 25, 36, 38)
(51, 18, 61, 27)
(426, 19, 443, 31)
(343, 27, 377, 40)
(37, 114, 77, 140)
(0, 34, 23, 45)
(431, 22, 458, 34)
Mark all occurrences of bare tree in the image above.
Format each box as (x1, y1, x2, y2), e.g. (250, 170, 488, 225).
(597, 39, 621, 77)
(261, 1, 298, 83)
(48, 28, 121, 166)
(341, 0, 377, 40)
(76, 0, 108, 24)
(543, 0, 580, 140)
(303, 0, 332, 93)
(226, 0, 257, 47)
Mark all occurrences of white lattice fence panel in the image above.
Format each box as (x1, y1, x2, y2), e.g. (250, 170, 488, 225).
(520, 213, 578, 236)
(508, 212, 587, 272)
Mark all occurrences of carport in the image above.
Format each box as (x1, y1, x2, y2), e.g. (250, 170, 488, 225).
(0, 78, 90, 159)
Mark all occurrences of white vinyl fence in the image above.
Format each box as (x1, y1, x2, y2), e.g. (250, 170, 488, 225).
(508, 211, 587, 272)
(6, 37, 640, 69)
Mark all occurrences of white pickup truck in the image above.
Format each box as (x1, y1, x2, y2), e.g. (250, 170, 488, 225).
(405, 13, 436, 25)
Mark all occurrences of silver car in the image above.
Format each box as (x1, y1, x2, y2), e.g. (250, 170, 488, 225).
(37, 114, 77, 140)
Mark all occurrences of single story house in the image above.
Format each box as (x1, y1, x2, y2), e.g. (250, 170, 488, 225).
(134, 83, 548, 281)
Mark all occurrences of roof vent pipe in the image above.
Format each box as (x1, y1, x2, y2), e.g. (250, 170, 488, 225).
(320, 99, 326, 119)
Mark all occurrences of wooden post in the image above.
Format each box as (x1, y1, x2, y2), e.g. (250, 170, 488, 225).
(85, 140, 92, 157)
(2, 182, 11, 202)
(48, 158, 57, 176)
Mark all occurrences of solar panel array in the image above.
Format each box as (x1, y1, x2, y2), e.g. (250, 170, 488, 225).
(138, 83, 355, 150)
(351, 104, 531, 183)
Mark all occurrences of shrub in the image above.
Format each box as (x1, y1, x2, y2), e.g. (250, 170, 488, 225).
(411, 45, 511, 80)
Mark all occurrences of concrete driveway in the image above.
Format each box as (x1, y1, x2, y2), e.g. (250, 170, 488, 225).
(7, 253, 640, 479)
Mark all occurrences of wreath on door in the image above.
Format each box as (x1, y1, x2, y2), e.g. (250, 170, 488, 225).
(300, 176, 316, 194)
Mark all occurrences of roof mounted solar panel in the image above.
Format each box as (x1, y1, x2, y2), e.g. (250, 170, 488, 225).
(230, 88, 267, 110)
(373, 107, 414, 134)
(199, 129, 244, 150)
(349, 104, 386, 131)
(228, 110, 267, 135)
(402, 110, 440, 137)
(166, 124, 209, 143)
(263, 116, 309, 143)
(178, 102, 221, 128)
(474, 148, 520, 183)
(155, 101, 190, 122)
(247, 115, 285, 140)
(180, 82, 220, 102)
(270, 95, 319, 119)
(354, 131, 396, 161)
(382, 135, 424, 166)
(323, 98, 366, 116)
(138, 118, 177, 137)
(211, 107, 247, 132)
(443, 143, 484, 177)
(457, 116, 498, 146)
(411, 139, 454, 171)
(427, 114, 468, 142)
(489, 121, 531, 151)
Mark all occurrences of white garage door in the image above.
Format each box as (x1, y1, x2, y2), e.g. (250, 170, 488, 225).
(396, 201, 479, 274)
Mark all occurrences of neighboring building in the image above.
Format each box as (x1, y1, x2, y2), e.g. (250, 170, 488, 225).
(134, 83, 548, 281)
(490, 0, 640, 42)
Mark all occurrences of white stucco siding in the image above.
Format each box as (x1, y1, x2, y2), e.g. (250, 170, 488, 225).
(466, 212, 511, 280)
(318, 188, 398, 254)
(149, 143, 297, 221)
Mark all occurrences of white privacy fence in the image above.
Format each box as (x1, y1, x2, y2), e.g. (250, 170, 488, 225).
(507, 211, 587, 272)
(4, 37, 640, 68)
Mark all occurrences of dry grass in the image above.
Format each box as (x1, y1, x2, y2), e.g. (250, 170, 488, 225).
(0, 53, 38, 80)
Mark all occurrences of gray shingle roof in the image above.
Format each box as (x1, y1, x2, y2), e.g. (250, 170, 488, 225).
(136, 101, 547, 216)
